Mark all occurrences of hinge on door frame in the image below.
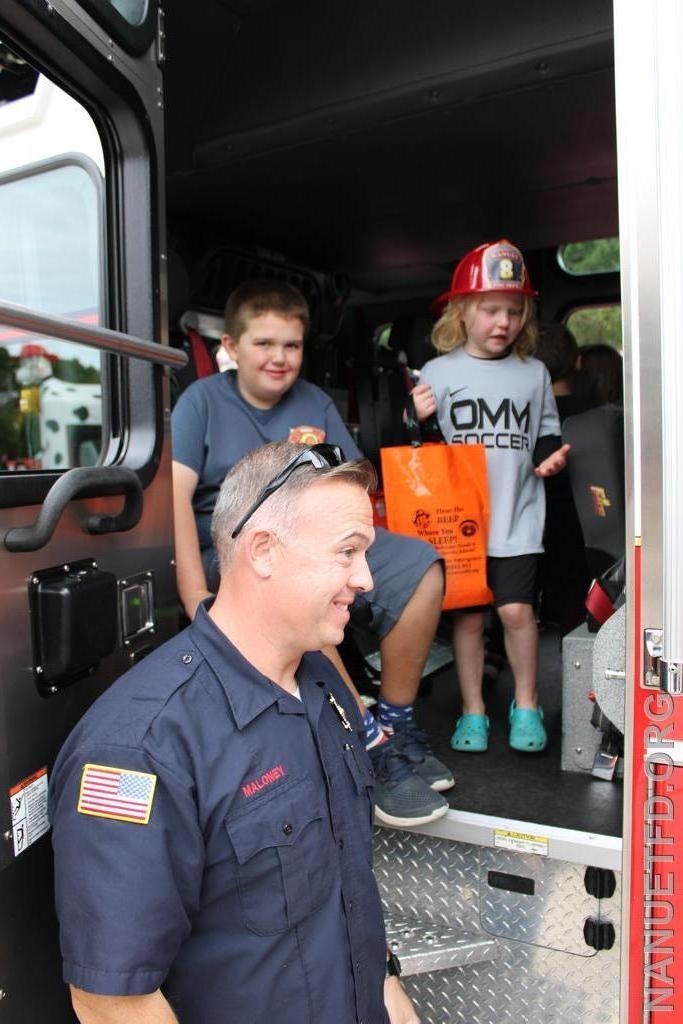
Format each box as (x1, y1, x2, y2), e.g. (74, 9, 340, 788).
(644, 628, 683, 694)
(644, 629, 663, 689)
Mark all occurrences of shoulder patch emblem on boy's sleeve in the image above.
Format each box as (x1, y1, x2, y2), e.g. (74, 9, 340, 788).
(288, 425, 326, 444)
(77, 763, 157, 824)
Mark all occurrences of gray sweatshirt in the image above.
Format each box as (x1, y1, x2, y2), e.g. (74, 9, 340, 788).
(420, 347, 560, 556)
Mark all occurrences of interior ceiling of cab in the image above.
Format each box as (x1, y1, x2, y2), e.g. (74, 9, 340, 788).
(164, 0, 616, 294)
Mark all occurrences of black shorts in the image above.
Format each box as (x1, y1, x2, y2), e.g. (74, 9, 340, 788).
(487, 554, 539, 607)
(459, 554, 539, 613)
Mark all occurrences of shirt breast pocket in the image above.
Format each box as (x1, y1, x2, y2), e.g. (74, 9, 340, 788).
(225, 775, 337, 935)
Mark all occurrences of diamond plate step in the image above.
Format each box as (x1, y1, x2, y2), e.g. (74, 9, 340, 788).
(384, 913, 499, 976)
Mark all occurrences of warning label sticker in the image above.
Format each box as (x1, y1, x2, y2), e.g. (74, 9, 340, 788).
(9, 767, 49, 857)
(494, 828, 549, 857)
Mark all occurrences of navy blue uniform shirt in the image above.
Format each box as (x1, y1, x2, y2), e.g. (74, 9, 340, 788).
(49, 604, 388, 1024)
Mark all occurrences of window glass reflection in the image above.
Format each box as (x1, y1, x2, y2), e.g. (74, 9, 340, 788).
(0, 47, 105, 472)
(107, 0, 148, 27)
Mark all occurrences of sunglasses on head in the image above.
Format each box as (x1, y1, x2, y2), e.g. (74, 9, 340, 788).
(231, 443, 345, 538)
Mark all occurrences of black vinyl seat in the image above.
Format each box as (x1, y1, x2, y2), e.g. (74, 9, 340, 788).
(563, 405, 625, 580)
(562, 405, 626, 777)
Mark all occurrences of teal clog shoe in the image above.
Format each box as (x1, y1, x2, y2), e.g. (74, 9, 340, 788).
(450, 714, 489, 753)
(509, 701, 547, 752)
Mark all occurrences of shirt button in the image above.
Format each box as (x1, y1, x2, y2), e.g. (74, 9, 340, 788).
(181, 653, 192, 664)
(338, 838, 344, 850)
(282, 823, 293, 835)
(348, 900, 353, 911)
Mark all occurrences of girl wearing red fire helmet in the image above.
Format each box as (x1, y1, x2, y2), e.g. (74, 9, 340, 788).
(413, 240, 570, 755)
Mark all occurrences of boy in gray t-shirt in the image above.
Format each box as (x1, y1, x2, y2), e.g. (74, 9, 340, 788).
(413, 240, 569, 755)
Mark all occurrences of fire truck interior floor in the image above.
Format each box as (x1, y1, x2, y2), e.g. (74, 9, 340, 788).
(398, 625, 622, 837)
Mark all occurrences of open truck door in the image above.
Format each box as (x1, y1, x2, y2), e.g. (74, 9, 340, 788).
(615, 0, 683, 1018)
(0, 2, 183, 1018)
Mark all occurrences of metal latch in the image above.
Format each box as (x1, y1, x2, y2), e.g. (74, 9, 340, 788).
(663, 661, 683, 695)
(643, 628, 683, 694)
(644, 629, 663, 689)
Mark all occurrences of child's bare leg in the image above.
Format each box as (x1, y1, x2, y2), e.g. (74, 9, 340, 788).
(497, 602, 538, 708)
(452, 610, 487, 714)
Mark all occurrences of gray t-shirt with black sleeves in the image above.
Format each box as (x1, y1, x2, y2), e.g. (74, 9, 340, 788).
(420, 347, 560, 556)
(171, 370, 362, 552)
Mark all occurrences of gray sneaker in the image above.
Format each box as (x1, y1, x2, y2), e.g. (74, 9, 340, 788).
(369, 739, 449, 827)
(391, 721, 455, 791)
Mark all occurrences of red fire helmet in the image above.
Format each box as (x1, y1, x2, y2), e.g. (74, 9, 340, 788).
(19, 343, 58, 362)
(433, 239, 538, 314)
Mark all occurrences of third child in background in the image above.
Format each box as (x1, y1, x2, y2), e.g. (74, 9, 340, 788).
(412, 240, 569, 754)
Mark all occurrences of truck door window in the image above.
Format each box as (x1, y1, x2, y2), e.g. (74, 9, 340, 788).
(0, 52, 106, 472)
(75, 1, 156, 53)
(106, 1, 148, 26)
(557, 237, 620, 275)
(565, 305, 622, 351)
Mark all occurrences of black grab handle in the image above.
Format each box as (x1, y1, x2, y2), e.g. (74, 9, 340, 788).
(3, 467, 143, 552)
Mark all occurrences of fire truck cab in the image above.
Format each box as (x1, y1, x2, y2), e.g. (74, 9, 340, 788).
(0, 1, 678, 1020)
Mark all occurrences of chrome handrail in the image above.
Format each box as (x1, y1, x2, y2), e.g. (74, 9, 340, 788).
(0, 299, 188, 369)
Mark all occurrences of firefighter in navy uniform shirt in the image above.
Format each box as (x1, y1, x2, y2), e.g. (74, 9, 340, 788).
(49, 441, 419, 1024)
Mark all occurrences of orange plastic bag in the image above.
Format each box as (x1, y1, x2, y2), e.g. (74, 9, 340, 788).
(380, 443, 493, 610)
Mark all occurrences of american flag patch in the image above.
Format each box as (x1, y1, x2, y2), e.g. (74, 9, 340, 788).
(77, 764, 157, 825)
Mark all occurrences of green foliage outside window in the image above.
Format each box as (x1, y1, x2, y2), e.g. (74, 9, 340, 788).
(558, 237, 620, 275)
(53, 358, 101, 384)
(566, 305, 623, 351)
